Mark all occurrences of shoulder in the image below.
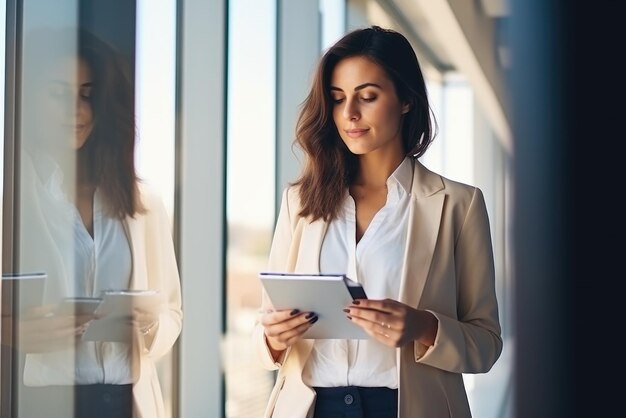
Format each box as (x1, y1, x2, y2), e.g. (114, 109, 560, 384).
(414, 160, 481, 204)
(275, 184, 303, 215)
(135, 181, 170, 218)
(441, 176, 482, 205)
(284, 184, 302, 207)
(276, 184, 309, 230)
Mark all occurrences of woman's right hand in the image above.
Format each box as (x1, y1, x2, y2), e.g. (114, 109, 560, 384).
(260, 309, 318, 360)
(16, 305, 94, 353)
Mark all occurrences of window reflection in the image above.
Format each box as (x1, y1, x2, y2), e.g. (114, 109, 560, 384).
(8, 27, 182, 418)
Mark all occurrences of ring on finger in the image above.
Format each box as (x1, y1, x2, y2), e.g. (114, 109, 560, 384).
(381, 321, 391, 329)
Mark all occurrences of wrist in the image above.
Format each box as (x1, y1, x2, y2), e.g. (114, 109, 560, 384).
(265, 334, 286, 361)
(416, 310, 438, 346)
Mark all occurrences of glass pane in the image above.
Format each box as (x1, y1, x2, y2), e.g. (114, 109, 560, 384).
(2, 1, 180, 417)
(225, 0, 276, 417)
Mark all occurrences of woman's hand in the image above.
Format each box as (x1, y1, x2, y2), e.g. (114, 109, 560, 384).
(345, 298, 438, 348)
(260, 309, 318, 361)
(15, 305, 93, 353)
(132, 307, 160, 336)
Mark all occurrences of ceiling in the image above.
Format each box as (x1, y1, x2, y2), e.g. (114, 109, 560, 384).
(388, 0, 513, 151)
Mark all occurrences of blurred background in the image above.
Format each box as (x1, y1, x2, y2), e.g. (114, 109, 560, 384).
(3, 0, 617, 417)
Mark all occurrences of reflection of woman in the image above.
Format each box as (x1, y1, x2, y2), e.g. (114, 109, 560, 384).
(253, 26, 502, 417)
(17, 29, 182, 418)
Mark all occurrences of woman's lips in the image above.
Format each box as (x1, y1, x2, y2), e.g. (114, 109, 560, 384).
(345, 128, 369, 138)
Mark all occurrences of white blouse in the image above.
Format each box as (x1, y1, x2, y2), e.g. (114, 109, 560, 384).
(37, 159, 134, 385)
(302, 157, 413, 388)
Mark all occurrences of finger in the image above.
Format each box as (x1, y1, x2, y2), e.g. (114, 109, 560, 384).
(349, 298, 399, 313)
(76, 322, 91, 336)
(264, 312, 315, 337)
(22, 316, 76, 333)
(346, 307, 395, 330)
(260, 309, 303, 327)
(348, 315, 396, 345)
(132, 311, 158, 326)
(348, 313, 387, 334)
(261, 310, 311, 329)
(280, 315, 318, 346)
(74, 314, 97, 325)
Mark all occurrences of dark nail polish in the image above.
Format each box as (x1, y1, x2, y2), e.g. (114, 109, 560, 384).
(347, 315, 352, 320)
(343, 308, 350, 313)
(305, 312, 315, 319)
(352, 300, 360, 305)
(309, 316, 318, 324)
(290, 309, 300, 316)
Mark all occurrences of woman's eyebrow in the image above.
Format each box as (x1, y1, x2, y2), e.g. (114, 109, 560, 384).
(330, 82, 382, 92)
(48, 80, 94, 88)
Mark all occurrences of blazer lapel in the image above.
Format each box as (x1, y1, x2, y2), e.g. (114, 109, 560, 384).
(398, 161, 445, 308)
(122, 215, 144, 290)
(120, 215, 145, 381)
(279, 216, 328, 403)
(292, 217, 328, 273)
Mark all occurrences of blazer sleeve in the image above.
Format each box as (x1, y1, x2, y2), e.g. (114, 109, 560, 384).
(139, 187, 183, 360)
(417, 187, 503, 373)
(252, 187, 295, 370)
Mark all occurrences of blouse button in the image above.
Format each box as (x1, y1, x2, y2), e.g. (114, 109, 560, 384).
(344, 394, 354, 405)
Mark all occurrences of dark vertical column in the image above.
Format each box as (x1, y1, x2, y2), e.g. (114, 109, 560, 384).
(511, 1, 622, 417)
(1, 1, 21, 417)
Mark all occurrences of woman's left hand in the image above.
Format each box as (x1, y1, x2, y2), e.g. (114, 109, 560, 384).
(132, 307, 160, 336)
(345, 298, 438, 347)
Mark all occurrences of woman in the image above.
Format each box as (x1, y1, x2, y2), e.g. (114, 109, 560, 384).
(16, 29, 182, 418)
(253, 26, 502, 417)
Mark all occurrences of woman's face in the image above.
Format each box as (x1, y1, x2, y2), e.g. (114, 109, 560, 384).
(39, 57, 94, 150)
(73, 58, 95, 149)
(330, 55, 409, 158)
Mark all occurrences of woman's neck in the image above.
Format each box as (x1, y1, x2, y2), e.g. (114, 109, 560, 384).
(354, 151, 405, 188)
(75, 156, 95, 198)
(76, 155, 89, 184)
(55, 153, 95, 203)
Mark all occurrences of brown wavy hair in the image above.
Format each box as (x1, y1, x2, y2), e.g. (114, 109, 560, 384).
(78, 29, 143, 218)
(292, 26, 435, 222)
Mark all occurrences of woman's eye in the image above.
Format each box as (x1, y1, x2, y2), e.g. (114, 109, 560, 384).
(332, 97, 345, 104)
(362, 96, 376, 102)
(79, 87, 93, 101)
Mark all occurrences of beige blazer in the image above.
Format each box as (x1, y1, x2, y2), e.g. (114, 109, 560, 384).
(125, 183, 183, 418)
(18, 154, 182, 418)
(253, 159, 502, 418)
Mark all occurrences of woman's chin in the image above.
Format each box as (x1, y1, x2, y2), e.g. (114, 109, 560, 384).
(74, 136, 89, 150)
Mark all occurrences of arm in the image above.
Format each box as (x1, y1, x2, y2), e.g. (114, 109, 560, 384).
(253, 188, 292, 369)
(138, 189, 183, 360)
(253, 189, 317, 370)
(417, 187, 503, 373)
(8, 306, 93, 353)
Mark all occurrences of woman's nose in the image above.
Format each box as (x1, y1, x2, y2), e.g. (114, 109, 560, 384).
(76, 95, 90, 117)
(343, 98, 360, 121)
